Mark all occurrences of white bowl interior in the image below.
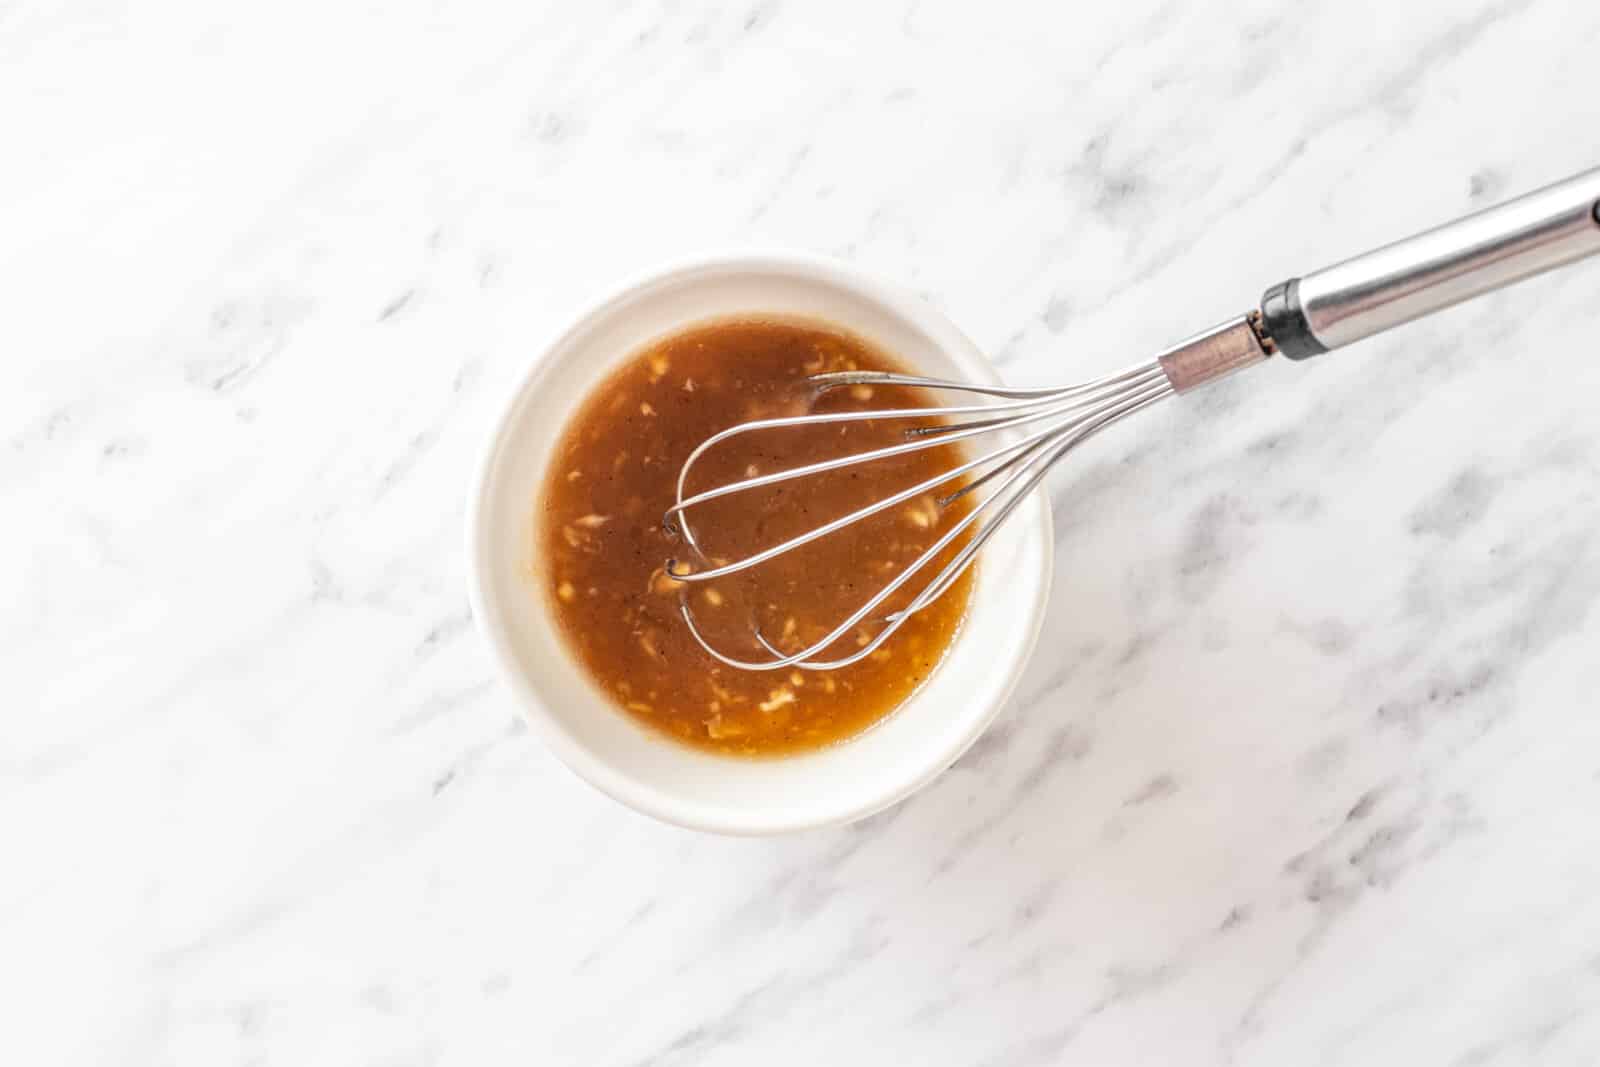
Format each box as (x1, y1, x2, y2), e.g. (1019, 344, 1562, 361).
(471, 256, 1052, 833)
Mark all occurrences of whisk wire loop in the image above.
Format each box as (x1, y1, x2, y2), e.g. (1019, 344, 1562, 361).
(666, 357, 1177, 671)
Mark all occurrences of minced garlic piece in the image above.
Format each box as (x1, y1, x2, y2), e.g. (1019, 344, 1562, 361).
(646, 566, 676, 595)
(706, 713, 746, 739)
(759, 687, 797, 713)
(904, 495, 939, 529)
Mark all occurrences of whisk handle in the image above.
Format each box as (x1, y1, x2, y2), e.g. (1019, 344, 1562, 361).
(1261, 167, 1600, 359)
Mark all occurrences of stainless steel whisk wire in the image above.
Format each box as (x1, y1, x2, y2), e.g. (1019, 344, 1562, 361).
(665, 167, 1600, 671)
(664, 362, 1173, 670)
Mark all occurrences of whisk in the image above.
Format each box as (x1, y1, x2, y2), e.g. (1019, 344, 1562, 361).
(665, 166, 1600, 671)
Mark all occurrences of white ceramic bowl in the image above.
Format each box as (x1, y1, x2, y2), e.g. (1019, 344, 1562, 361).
(468, 253, 1053, 834)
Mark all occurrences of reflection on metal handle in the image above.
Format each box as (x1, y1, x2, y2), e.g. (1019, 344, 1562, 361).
(1267, 168, 1600, 357)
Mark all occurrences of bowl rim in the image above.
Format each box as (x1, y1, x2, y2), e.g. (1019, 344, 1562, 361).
(466, 250, 1054, 833)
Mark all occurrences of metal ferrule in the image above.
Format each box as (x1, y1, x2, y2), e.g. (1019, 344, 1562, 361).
(1155, 313, 1272, 393)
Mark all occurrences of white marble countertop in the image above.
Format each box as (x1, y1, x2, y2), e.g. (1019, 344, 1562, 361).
(9, 2, 1600, 1063)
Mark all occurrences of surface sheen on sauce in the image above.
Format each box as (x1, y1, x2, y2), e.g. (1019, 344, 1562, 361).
(540, 317, 974, 756)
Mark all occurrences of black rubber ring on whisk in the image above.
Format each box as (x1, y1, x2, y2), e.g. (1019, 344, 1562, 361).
(1259, 278, 1328, 361)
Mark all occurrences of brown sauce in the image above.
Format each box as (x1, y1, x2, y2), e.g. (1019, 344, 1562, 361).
(539, 317, 974, 756)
